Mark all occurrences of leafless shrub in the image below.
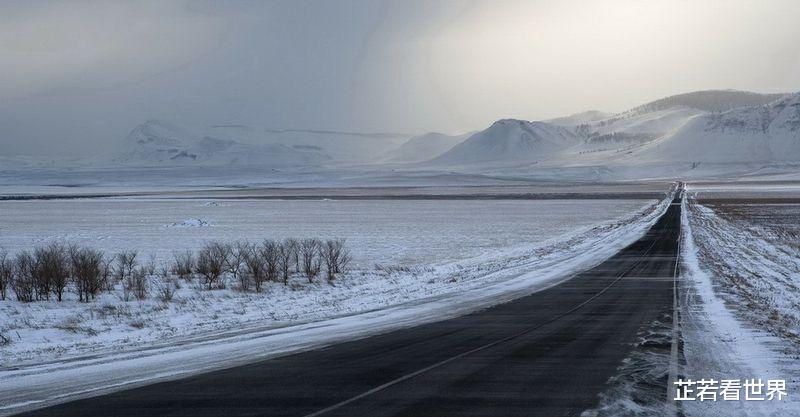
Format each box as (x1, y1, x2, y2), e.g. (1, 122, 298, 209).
(56, 315, 98, 336)
(285, 238, 300, 273)
(156, 278, 177, 303)
(241, 242, 266, 292)
(172, 251, 194, 280)
(12, 251, 36, 302)
(33, 243, 70, 301)
(261, 240, 280, 283)
(115, 250, 138, 282)
(319, 239, 351, 283)
(0, 332, 10, 347)
(157, 262, 170, 279)
(278, 240, 295, 285)
(144, 253, 157, 275)
(99, 256, 114, 292)
(0, 249, 12, 301)
(226, 242, 247, 284)
(129, 319, 146, 329)
(300, 238, 321, 283)
(123, 267, 148, 300)
(69, 246, 106, 302)
(196, 241, 230, 290)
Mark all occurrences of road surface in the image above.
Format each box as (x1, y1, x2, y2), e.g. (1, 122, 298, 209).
(18, 196, 681, 417)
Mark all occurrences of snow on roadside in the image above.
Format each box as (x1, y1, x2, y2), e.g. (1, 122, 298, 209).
(0, 194, 672, 415)
(679, 199, 800, 416)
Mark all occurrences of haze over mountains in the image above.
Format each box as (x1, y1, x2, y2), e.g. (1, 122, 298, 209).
(4, 89, 799, 184)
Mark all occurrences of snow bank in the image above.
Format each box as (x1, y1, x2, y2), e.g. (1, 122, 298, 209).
(679, 199, 800, 416)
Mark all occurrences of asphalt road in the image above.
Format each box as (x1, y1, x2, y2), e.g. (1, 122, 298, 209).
(18, 196, 681, 417)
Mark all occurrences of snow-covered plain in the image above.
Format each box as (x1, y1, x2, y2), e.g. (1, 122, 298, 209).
(680, 192, 800, 415)
(0, 195, 670, 415)
(0, 198, 650, 266)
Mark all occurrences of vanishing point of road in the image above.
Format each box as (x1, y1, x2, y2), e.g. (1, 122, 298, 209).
(18, 194, 682, 417)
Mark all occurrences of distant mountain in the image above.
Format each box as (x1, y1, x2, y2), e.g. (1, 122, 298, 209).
(632, 92, 800, 164)
(114, 120, 328, 167)
(420, 90, 799, 179)
(207, 126, 410, 163)
(111, 121, 413, 167)
(11, 89, 800, 184)
(429, 119, 578, 166)
(546, 110, 611, 127)
(382, 132, 470, 163)
(626, 89, 787, 114)
(570, 90, 788, 152)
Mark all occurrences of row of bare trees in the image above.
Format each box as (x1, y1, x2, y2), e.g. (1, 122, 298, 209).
(191, 238, 350, 291)
(0, 238, 351, 303)
(0, 244, 111, 303)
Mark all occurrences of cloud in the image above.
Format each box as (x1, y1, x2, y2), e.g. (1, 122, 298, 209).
(0, 0, 227, 99)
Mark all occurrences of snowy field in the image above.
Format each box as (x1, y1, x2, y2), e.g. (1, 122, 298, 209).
(681, 187, 800, 416)
(0, 197, 651, 267)
(0, 196, 665, 368)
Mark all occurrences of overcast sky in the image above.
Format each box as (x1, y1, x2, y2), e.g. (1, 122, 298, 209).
(2, 0, 800, 156)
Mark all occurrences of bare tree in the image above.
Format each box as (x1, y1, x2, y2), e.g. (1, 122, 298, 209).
(123, 267, 148, 300)
(226, 241, 247, 285)
(196, 241, 230, 290)
(172, 251, 194, 280)
(284, 238, 300, 273)
(241, 242, 266, 292)
(260, 240, 280, 283)
(115, 251, 138, 282)
(100, 256, 115, 292)
(300, 238, 321, 283)
(0, 249, 12, 301)
(278, 240, 295, 285)
(33, 243, 70, 301)
(12, 251, 36, 302)
(319, 239, 351, 283)
(69, 246, 105, 302)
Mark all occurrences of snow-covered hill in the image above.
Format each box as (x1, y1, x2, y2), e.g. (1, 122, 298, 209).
(207, 126, 410, 163)
(571, 91, 787, 151)
(417, 90, 798, 179)
(632, 92, 800, 164)
(111, 121, 416, 167)
(626, 89, 787, 114)
(114, 120, 329, 167)
(429, 119, 578, 166)
(5, 89, 799, 184)
(382, 132, 470, 163)
(546, 110, 610, 127)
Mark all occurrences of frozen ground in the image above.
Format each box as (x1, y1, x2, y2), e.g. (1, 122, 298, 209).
(0, 194, 671, 415)
(0, 198, 651, 267)
(680, 191, 800, 416)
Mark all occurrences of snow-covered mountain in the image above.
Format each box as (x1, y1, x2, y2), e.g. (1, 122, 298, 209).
(626, 90, 787, 114)
(632, 92, 800, 164)
(114, 120, 329, 167)
(111, 121, 415, 167)
(7, 89, 800, 185)
(429, 119, 578, 166)
(382, 132, 470, 163)
(572, 90, 787, 151)
(207, 125, 410, 163)
(546, 110, 610, 127)
(416, 90, 796, 179)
